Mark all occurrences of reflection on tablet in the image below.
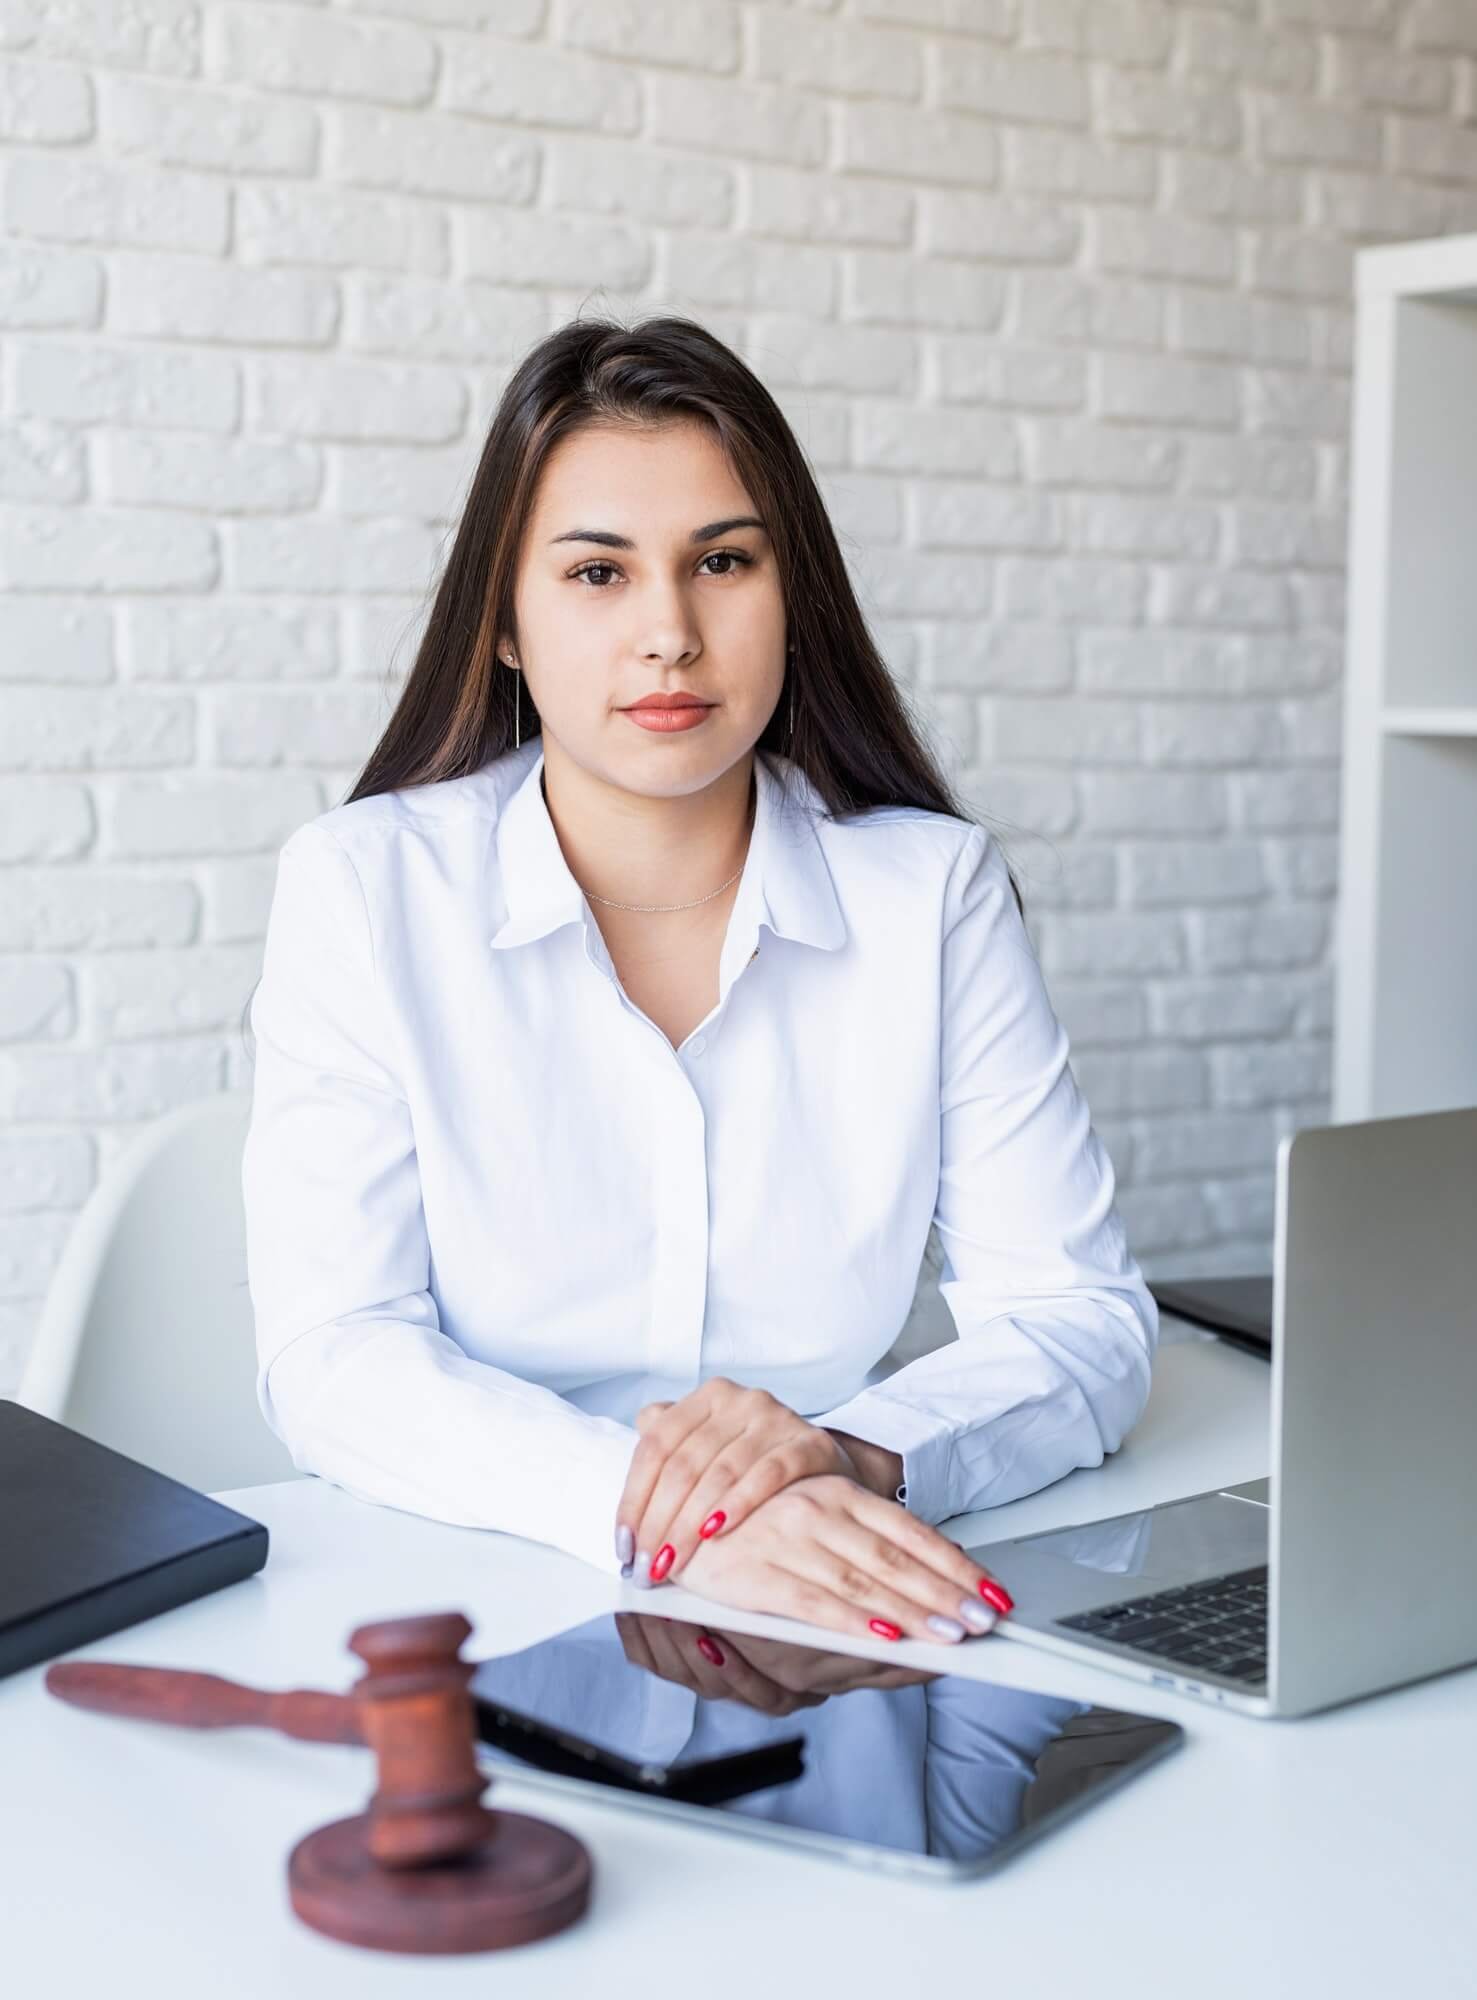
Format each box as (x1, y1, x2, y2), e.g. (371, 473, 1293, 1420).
(468, 1612, 1183, 1880)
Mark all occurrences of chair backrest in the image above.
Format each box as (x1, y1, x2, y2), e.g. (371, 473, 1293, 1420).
(17, 1090, 301, 1495)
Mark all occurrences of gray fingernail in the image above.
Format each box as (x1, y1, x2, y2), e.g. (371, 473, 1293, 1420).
(620, 1560, 634, 1580)
(927, 1615, 967, 1643)
(632, 1550, 653, 1589)
(615, 1523, 635, 1565)
(959, 1597, 997, 1634)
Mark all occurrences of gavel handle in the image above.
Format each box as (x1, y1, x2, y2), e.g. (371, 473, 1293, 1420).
(44, 1661, 365, 1745)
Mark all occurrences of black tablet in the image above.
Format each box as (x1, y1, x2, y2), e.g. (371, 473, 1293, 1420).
(468, 1610, 1183, 1882)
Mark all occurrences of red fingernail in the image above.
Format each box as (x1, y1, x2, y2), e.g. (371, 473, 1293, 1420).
(696, 1635, 726, 1667)
(869, 1618, 903, 1641)
(979, 1578, 1014, 1615)
(699, 1510, 726, 1539)
(650, 1544, 675, 1583)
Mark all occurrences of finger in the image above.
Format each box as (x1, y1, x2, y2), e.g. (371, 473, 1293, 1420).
(634, 1400, 674, 1435)
(613, 1611, 660, 1677)
(640, 1615, 729, 1701)
(844, 1487, 1016, 1619)
(829, 1663, 939, 1691)
(728, 1635, 934, 1698)
(688, 1634, 814, 1716)
(748, 1557, 913, 1646)
(760, 1652, 933, 1699)
(615, 1399, 730, 1572)
(632, 1413, 749, 1578)
(618, 1611, 718, 1698)
(663, 1433, 840, 1579)
(792, 1513, 998, 1644)
(657, 1434, 805, 1580)
(626, 1381, 785, 1566)
(709, 1641, 834, 1706)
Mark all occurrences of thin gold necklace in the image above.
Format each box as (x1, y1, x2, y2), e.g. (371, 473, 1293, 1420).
(558, 776, 755, 914)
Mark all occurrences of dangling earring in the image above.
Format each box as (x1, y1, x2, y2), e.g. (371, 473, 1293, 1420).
(787, 640, 796, 743)
(503, 652, 521, 749)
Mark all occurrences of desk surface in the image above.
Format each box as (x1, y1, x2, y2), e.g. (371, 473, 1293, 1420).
(4, 1335, 1474, 1999)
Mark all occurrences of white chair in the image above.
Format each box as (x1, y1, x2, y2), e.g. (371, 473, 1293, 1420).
(17, 1090, 301, 1495)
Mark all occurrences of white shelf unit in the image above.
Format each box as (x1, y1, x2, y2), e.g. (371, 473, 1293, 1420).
(1334, 231, 1477, 1124)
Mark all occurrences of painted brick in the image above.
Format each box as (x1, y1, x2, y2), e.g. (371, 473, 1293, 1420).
(5, 0, 1474, 1378)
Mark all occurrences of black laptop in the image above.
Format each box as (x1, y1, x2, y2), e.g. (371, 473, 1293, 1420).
(0, 1398, 269, 1682)
(1147, 1275, 1274, 1358)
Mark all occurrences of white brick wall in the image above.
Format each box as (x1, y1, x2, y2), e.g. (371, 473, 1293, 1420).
(5, 0, 1477, 1391)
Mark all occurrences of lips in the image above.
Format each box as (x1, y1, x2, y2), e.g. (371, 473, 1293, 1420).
(622, 702, 714, 732)
(622, 694, 713, 710)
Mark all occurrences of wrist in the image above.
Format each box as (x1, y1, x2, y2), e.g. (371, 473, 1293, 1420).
(818, 1427, 905, 1503)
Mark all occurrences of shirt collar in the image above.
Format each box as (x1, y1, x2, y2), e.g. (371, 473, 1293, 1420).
(488, 744, 846, 955)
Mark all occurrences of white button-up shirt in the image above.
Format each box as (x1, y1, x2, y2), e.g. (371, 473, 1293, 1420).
(242, 738, 1157, 1579)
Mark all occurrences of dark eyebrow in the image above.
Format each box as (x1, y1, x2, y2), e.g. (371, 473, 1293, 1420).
(548, 516, 767, 550)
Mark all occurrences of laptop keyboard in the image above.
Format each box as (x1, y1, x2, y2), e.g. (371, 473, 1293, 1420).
(1058, 1564, 1268, 1685)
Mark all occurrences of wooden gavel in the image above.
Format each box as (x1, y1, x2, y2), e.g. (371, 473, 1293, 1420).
(45, 1610, 592, 1955)
(47, 1655, 368, 1746)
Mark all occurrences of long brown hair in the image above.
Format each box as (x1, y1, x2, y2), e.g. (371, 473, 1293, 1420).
(241, 311, 1024, 1054)
(345, 309, 1017, 875)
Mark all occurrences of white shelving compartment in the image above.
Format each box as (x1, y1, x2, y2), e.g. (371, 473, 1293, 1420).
(1335, 232, 1477, 1123)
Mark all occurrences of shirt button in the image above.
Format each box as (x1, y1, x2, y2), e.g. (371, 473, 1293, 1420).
(688, 1035, 706, 1056)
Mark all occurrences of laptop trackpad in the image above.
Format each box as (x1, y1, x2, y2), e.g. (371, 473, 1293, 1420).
(966, 1490, 1271, 1627)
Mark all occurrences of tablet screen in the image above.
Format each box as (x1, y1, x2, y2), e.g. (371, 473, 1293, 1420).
(467, 1611, 1182, 1879)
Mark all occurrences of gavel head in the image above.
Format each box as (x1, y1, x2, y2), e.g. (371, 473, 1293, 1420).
(347, 1611, 499, 1871)
(289, 1608, 594, 1953)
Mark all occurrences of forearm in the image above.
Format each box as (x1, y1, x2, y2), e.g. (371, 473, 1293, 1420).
(817, 1296, 1154, 1526)
(261, 1313, 640, 1574)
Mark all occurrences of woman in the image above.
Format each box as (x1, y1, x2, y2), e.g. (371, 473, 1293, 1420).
(241, 313, 1157, 1654)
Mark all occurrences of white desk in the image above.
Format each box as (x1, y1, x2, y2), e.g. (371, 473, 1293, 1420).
(4, 1337, 1474, 1999)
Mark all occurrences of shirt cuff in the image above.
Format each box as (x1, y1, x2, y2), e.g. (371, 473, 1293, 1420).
(812, 1390, 959, 1525)
(532, 1417, 643, 1577)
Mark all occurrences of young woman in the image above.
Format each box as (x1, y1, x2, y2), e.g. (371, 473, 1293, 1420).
(241, 314, 1158, 1653)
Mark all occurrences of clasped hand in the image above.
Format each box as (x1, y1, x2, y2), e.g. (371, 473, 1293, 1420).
(614, 1611, 941, 1715)
(613, 1376, 1014, 1647)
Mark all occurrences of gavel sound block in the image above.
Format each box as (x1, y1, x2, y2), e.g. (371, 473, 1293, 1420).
(45, 1610, 592, 1955)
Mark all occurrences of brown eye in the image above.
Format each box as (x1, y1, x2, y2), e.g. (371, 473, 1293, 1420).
(569, 550, 752, 588)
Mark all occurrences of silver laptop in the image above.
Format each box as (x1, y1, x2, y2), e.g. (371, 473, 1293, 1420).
(967, 1107, 1477, 1719)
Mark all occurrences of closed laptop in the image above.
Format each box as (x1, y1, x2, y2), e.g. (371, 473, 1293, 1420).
(0, 1398, 269, 1682)
(1148, 1274, 1274, 1355)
